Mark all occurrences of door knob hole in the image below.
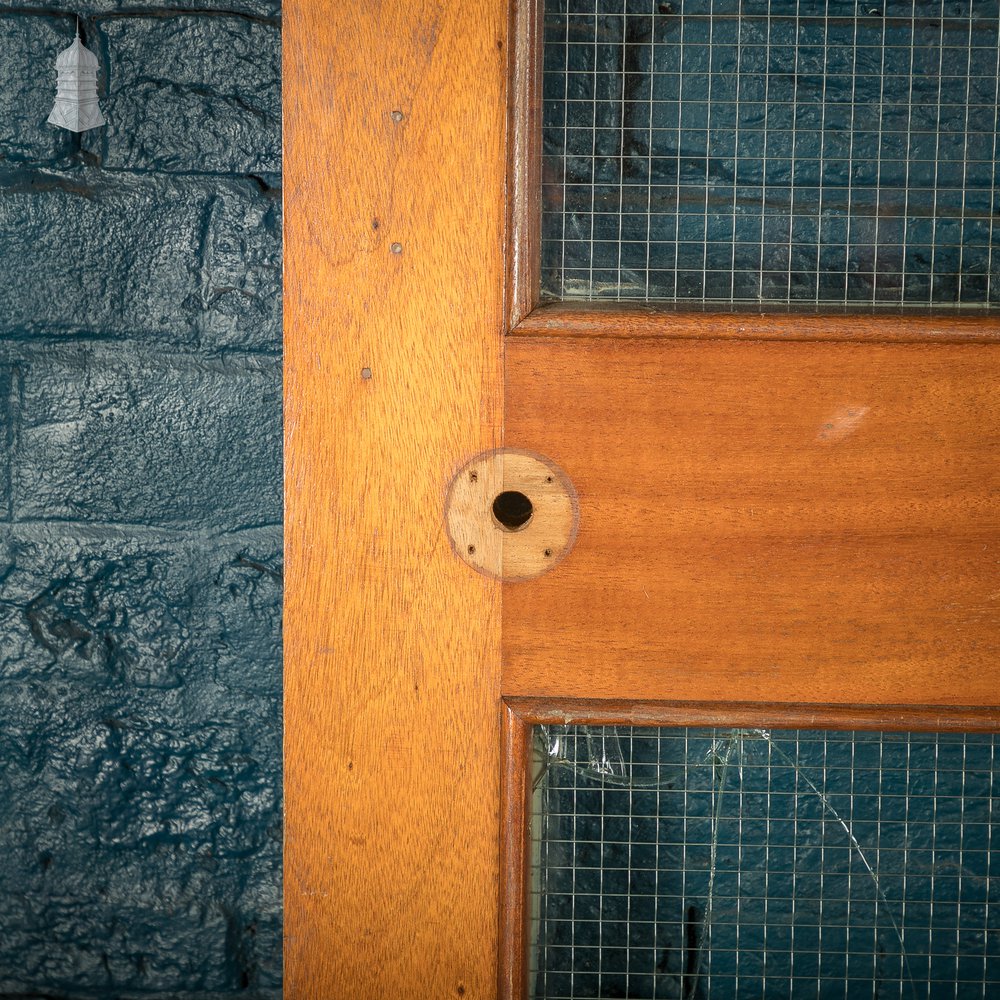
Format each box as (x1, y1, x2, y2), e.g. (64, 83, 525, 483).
(445, 450, 578, 580)
(492, 490, 533, 531)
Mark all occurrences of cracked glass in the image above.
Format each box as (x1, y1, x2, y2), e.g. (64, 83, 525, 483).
(530, 725, 1000, 999)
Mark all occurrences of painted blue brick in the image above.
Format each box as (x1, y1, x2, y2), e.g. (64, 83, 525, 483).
(0, 4, 282, 994)
(0, 364, 15, 520)
(14, 347, 281, 530)
(0, 14, 81, 166)
(0, 526, 282, 995)
(0, 173, 281, 351)
(93, 15, 281, 176)
(14, 1, 281, 18)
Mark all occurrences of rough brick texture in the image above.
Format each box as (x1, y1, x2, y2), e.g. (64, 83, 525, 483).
(0, 6, 282, 998)
(0, 174, 281, 350)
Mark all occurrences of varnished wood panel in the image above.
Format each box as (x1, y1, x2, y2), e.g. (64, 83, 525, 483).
(283, 0, 506, 995)
(503, 336, 1000, 708)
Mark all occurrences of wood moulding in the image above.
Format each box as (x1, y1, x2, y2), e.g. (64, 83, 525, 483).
(505, 697, 1000, 732)
(512, 300, 1000, 343)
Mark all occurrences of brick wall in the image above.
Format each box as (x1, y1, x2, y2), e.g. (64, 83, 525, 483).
(0, 3, 282, 996)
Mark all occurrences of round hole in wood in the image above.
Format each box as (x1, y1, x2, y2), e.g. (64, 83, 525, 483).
(492, 490, 533, 531)
(444, 449, 579, 582)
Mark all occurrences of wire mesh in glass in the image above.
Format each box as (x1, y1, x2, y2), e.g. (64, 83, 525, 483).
(530, 725, 1000, 999)
(540, 0, 1000, 306)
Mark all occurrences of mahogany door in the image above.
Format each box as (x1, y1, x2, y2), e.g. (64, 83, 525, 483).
(283, 0, 1000, 996)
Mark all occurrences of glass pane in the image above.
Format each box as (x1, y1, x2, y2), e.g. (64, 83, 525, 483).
(530, 725, 1000, 998)
(540, 0, 1000, 306)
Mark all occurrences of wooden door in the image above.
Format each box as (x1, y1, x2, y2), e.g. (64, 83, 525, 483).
(283, 1, 1000, 997)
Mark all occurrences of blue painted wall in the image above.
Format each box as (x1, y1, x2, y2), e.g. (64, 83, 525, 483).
(0, 3, 282, 996)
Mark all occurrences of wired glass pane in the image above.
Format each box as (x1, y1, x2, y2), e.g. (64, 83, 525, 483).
(540, 0, 1000, 305)
(531, 725, 1000, 999)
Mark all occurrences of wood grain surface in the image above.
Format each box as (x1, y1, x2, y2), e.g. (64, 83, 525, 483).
(503, 336, 1000, 708)
(283, 0, 506, 995)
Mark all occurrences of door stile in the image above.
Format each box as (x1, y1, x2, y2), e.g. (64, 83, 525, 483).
(283, 0, 508, 995)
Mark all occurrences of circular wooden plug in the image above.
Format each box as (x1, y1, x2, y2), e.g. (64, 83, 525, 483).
(444, 449, 579, 582)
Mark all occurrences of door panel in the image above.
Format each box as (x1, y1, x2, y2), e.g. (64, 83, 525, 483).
(503, 336, 1000, 706)
(529, 724, 1000, 1000)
